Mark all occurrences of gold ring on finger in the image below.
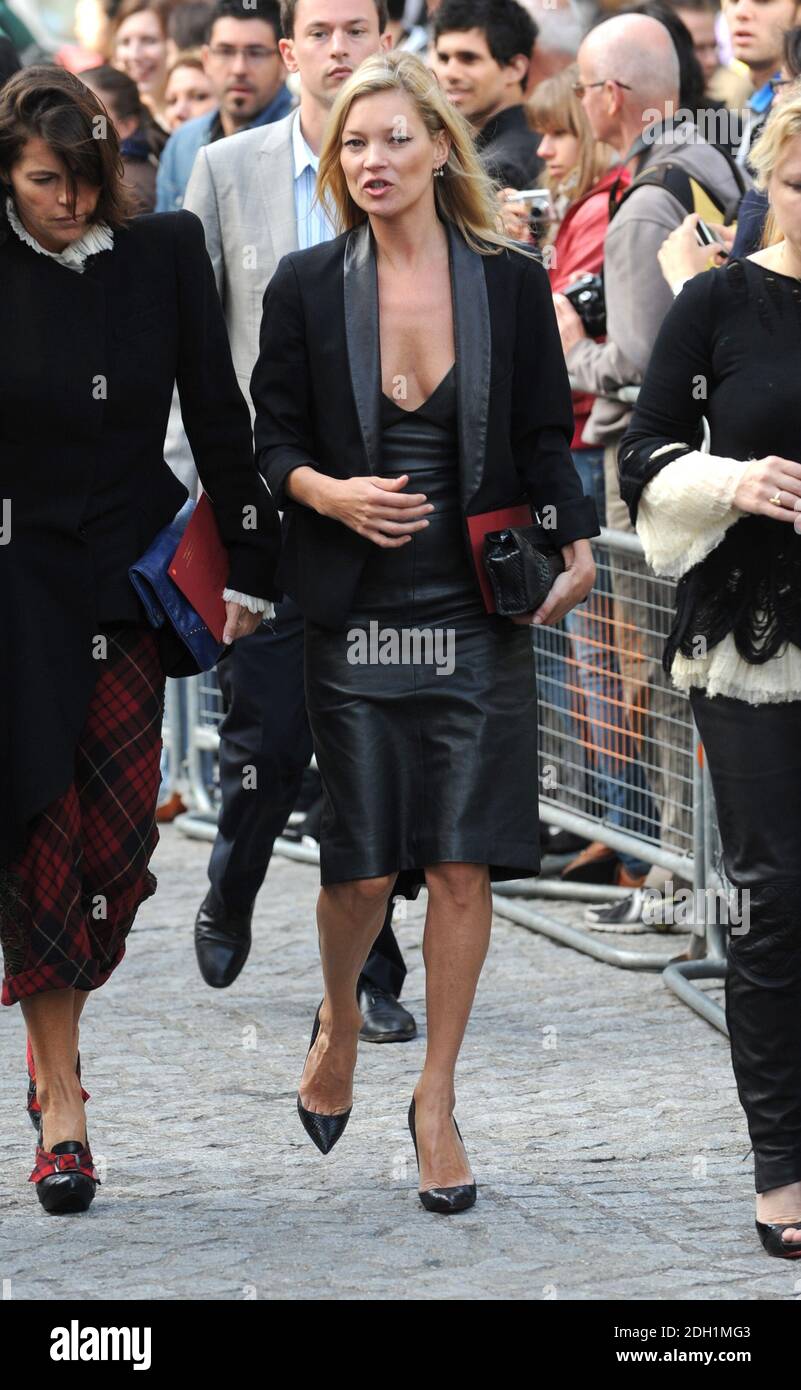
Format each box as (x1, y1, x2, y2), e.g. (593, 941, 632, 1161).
(769, 491, 783, 507)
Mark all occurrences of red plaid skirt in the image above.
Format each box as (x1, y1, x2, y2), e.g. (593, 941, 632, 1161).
(0, 626, 165, 1005)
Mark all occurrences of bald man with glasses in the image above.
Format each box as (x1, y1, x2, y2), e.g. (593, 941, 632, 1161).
(553, 13, 746, 931)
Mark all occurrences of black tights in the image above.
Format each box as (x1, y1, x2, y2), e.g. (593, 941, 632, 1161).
(691, 688, 801, 1193)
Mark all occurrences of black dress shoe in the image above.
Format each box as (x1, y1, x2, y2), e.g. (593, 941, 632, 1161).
(297, 1003, 352, 1154)
(407, 1098, 477, 1214)
(358, 986, 417, 1043)
(541, 827, 589, 856)
(194, 889, 253, 988)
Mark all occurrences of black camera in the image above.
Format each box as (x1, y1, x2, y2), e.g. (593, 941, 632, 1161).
(562, 272, 606, 338)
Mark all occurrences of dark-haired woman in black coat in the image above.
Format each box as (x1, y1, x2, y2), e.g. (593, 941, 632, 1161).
(0, 65, 281, 1214)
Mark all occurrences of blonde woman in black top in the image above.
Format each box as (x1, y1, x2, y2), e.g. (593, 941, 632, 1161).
(620, 94, 801, 1259)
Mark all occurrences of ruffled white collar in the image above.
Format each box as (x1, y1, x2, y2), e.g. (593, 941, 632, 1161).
(5, 196, 113, 272)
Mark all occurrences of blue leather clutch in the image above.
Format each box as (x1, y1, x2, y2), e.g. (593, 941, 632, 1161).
(128, 499, 224, 674)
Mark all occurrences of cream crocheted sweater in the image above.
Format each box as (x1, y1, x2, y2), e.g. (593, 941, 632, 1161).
(637, 450, 801, 703)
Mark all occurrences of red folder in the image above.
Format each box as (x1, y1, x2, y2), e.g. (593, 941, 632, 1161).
(467, 503, 534, 613)
(168, 492, 229, 642)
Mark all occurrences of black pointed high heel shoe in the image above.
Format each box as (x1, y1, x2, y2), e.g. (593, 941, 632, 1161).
(756, 1219, 801, 1259)
(407, 1098, 477, 1214)
(296, 1002, 353, 1155)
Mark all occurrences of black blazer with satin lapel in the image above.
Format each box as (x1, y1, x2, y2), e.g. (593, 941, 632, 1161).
(251, 216, 599, 630)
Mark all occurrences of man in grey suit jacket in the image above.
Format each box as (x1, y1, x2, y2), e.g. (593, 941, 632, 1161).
(186, 0, 418, 1045)
(184, 105, 301, 412)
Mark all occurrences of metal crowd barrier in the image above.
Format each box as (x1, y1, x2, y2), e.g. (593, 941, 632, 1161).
(490, 522, 729, 1032)
(174, 668, 318, 843)
(491, 525, 701, 970)
(158, 677, 185, 803)
(166, 528, 729, 1032)
(183, 669, 225, 819)
(661, 759, 728, 1035)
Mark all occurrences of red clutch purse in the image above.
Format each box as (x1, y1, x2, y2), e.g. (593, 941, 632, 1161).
(168, 492, 229, 642)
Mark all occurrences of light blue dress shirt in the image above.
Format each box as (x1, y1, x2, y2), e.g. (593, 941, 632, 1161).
(291, 107, 338, 250)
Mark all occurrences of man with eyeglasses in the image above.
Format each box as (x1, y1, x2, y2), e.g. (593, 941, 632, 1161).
(667, 0, 722, 90)
(552, 12, 745, 932)
(156, 0, 293, 212)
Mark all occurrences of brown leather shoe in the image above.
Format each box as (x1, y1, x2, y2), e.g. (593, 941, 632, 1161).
(560, 841, 619, 884)
(156, 792, 187, 823)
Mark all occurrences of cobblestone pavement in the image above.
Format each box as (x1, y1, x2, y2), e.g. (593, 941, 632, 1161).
(1, 826, 797, 1301)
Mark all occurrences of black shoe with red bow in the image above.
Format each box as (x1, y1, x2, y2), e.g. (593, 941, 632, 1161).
(29, 1138, 100, 1214)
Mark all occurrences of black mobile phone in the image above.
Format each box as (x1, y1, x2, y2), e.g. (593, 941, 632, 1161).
(695, 217, 724, 248)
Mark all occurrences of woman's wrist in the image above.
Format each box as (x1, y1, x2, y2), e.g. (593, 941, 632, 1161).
(222, 588, 275, 619)
(286, 466, 338, 518)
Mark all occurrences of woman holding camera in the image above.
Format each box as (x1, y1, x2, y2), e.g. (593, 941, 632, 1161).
(619, 94, 801, 1259)
(506, 69, 651, 892)
(251, 51, 597, 1215)
(531, 67, 627, 461)
(0, 66, 280, 1216)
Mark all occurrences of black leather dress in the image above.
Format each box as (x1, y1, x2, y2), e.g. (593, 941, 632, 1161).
(303, 363, 541, 898)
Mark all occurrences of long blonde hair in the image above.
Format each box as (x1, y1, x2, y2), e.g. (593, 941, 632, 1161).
(748, 89, 801, 248)
(527, 65, 619, 209)
(315, 50, 538, 259)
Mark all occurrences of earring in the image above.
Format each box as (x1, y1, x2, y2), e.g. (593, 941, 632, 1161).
(433, 164, 445, 178)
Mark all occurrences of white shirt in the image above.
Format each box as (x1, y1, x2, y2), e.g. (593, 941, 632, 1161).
(6, 194, 113, 271)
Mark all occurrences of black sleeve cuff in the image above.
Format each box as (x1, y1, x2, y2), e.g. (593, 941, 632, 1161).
(530, 495, 601, 547)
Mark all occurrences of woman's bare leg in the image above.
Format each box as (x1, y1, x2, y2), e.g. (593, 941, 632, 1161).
(298, 874, 397, 1114)
(412, 862, 492, 1190)
(72, 988, 90, 1065)
(21, 989, 87, 1149)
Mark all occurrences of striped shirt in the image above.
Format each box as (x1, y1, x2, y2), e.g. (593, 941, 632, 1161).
(291, 107, 338, 251)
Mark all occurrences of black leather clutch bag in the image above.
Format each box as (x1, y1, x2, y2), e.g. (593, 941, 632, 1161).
(483, 526, 565, 617)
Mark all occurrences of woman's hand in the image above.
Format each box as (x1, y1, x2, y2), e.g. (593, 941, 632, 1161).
(509, 539, 596, 627)
(319, 473, 435, 547)
(552, 292, 587, 354)
(498, 188, 533, 243)
(733, 455, 801, 525)
(657, 213, 729, 291)
(223, 601, 264, 645)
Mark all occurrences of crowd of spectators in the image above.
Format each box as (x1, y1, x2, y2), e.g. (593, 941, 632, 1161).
(1, 0, 797, 921)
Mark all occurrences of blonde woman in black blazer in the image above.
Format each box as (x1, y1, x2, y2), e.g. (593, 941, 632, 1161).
(251, 50, 598, 1214)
